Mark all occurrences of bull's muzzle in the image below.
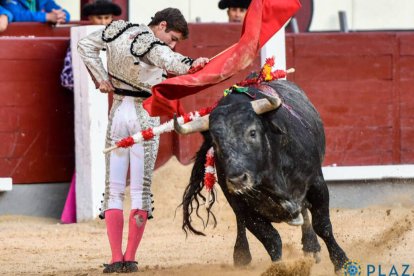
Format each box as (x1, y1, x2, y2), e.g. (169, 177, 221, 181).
(226, 172, 255, 195)
(174, 93, 282, 134)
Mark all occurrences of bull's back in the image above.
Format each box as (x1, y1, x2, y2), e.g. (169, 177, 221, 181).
(268, 80, 326, 163)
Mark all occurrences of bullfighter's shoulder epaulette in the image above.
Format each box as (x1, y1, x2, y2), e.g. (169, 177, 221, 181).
(130, 25, 166, 58)
(102, 20, 139, 42)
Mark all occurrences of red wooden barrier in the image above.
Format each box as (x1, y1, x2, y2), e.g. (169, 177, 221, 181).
(173, 30, 414, 167)
(0, 37, 74, 183)
(1, 22, 414, 184)
(0, 22, 96, 37)
(0, 22, 71, 37)
(396, 33, 414, 163)
(287, 32, 414, 166)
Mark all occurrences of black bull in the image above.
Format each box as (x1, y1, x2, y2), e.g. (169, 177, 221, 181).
(175, 80, 349, 273)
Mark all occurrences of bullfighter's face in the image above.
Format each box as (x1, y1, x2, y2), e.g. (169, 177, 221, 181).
(151, 21, 183, 49)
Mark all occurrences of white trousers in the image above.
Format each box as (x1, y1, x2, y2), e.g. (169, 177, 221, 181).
(101, 95, 159, 218)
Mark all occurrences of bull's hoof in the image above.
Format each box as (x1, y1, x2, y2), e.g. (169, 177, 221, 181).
(286, 213, 304, 226)
(335, 268, 343, 276)
(304, 251, 321, 263)
(233, 251, 252, 266)
(335, 258, 351, 276)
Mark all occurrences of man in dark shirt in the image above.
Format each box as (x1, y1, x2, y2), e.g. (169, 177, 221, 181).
(218, 0, 251, 22)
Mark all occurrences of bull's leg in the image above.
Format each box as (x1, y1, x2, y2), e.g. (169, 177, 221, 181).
(245, 215, 282, 262)
(233, 216, 252, 266)
(306, 176, 348, 272)
(301, 208, 321, 263)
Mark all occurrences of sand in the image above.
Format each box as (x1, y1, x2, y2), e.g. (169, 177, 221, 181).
(1, 157, 413, 276)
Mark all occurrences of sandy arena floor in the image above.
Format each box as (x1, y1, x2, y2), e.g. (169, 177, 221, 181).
(1, 157, 413, 276)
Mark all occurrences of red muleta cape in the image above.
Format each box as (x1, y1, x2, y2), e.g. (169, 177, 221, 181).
(143, 0, 301, 117)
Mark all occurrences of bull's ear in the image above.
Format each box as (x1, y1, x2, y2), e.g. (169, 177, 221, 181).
(268, 121, 287, 135)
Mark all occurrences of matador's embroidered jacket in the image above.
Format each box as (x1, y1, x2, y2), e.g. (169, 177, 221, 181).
(77, 20, 194, 93)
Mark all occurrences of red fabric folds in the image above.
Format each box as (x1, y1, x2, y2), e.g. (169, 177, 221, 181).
(143, 0, 301, 117)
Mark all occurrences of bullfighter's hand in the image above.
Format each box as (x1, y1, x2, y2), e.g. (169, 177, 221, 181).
(188, 57, 209, 74)
(192, 57, 209, 68)
(98, 80, 115, 93)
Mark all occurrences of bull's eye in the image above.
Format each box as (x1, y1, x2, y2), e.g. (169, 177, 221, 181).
(250, 129, 256, 138)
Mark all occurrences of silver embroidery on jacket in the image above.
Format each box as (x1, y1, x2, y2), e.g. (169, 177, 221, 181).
(131, 31, 164, 57)
(78, 22, 193, 92)
(102, 20, 134, 42)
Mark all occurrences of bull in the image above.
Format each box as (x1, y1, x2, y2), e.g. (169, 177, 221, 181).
(174, 79, 349, 273)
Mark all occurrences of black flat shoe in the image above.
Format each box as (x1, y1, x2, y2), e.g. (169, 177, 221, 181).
(103, 261, 124, 273)
(123, 261, 138, 273)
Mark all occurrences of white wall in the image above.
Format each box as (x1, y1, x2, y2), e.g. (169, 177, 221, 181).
(57, 0, 414, 30)
(310, 0, 414, 31)
(55, 0, 227, 23)
(55, 0, 80, 21)
(353, 0, 414, 30)
(310, 0, 352, 31)
(72, 25, 109, 221)
(129, 0, 228, 23)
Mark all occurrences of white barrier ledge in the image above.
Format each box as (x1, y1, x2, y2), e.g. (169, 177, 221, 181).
(72, 25, 108, 221)
(0, 178, 12, 191)
(322, 165, 414, 182)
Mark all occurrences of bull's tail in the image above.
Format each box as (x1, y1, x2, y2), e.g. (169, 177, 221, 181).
(181, 135, 217, 236)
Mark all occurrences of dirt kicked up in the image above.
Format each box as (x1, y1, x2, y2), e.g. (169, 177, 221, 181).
(0, 157, 413, 276)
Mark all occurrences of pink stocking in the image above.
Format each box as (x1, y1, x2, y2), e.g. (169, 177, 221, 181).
(124, 209, 148, 261)
(105, 209, 124, 263)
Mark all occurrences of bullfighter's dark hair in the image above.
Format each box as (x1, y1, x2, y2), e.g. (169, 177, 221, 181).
(148, 8, 189, 40)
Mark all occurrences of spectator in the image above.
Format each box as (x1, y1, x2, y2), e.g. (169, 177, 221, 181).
(0, 5, 12, 32)
(82, 0, 121, 25)
(0, 0, 70, 24)
(218, 0, 251, 23)
(60, 0, 121, 91)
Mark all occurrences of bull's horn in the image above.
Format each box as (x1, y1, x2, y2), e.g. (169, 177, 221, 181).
(174, 114, 210, 135)
(251, 93, 282, 114)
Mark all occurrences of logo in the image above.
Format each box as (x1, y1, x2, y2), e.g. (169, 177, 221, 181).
(343, 260, 362, 276)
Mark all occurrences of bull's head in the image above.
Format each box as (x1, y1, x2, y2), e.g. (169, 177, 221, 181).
(174, 94, 281, 195)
